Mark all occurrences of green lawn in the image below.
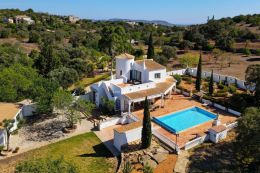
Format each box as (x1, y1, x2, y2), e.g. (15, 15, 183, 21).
(0, 132, 117, 173)
(69, 72, 110, 91)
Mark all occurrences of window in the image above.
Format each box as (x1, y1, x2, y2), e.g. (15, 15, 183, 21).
(120, 70, 122, 75)
(154, 73, 161, 79)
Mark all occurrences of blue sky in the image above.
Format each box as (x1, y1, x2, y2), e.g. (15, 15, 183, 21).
(0, 0, 259, 24)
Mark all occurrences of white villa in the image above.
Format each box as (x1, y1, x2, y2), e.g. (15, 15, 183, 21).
(90, 53, 176, 114)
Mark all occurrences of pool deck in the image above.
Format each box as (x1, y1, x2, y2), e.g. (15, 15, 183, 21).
(133, 94, 238, 148)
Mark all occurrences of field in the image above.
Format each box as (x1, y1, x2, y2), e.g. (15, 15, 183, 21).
(170, 50, 260, 79)
(0, 132, 117, 173)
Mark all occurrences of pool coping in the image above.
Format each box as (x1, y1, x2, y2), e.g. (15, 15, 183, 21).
(153, 106, 217, 134)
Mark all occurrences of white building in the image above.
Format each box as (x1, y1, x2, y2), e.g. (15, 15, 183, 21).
(3, 18, 14, 24)
(68, 15, 80, 23)
(0, 100, 36, 147)
(90, 53, 176, 114)
(14, 15, 34, 25)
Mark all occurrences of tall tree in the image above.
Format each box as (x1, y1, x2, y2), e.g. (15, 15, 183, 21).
(147, 32, 155, 59)
(2, 119, 15, 151)
(141, 97, 152, 149)
(235, 107, 260, 172)
(98, 26, 130, 74)
(245, 64, 260, 107)
(209, 70, 214, 95)
(195, 53, 202, 91)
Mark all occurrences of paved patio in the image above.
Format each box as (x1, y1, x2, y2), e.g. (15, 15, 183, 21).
(133, 94, 238, 148)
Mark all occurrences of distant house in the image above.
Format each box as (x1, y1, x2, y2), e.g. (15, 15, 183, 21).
(0, 100, 36, 147)
(14, 15, 34, 25)
(3, 18, 14, 24)
(68, 15, 80, 23)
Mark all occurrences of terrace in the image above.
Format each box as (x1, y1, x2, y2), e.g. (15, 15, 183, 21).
(131, 94, 238, 148)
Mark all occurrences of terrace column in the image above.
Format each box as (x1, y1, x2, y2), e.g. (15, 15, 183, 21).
(160, 94, 164, 108)
(128, 101, 131, 115)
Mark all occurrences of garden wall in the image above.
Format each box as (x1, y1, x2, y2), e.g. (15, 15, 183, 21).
(168, 68, 255, 91)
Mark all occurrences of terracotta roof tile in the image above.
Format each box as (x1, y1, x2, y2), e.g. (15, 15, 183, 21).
(135, 59, 165, 71)
(209, 125, 227, 133)
(115, 53, 135, 59)
(0, 103, 21, 128)
(114, 121, 142, 133)
(124, 77, 175, 100)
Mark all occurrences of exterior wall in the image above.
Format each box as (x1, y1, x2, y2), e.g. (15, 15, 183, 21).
(132, 62, 147, 83)
(22, 104, 36, 117)
(99, 117, 121, 130)
(0, 130, 6, 146)
(113, 127, 142, 151)
(209, 129, 228, 143)
(148, 69, 167, 83)
(116, 58, 134, 81)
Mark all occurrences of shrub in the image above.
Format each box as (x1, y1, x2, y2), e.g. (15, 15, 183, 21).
(172, 74, 182, 86)
(217, 83, 225, 89)
(12, 147, 19, 153)
(213, 92, 228, 97)
(122, 161, 133, 173)
(228, 84, 237, 94)
(256, 49, 260, 56)
(143, 163, 153, 173)
(243, 48, 251, 56)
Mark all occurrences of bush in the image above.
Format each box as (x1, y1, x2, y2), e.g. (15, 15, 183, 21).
(172, 74, 182, 86)
(256, 49, 260, 56)
(12, 147, 19, 153)
(228, 84, 237, 94)
(213, 92, 228, 97)
(100, 97, 115, 115)
(217, 83, 225, 89)
(243, 48, 251, 56)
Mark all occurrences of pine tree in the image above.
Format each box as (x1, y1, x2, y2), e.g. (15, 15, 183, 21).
(209, 70, 214, 95)
(195, 53, 202, 91)
(141, 97, 152, 149)
(147, 32, 154, 59)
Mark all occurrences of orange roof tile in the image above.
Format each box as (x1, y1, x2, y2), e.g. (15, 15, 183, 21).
(114, 121, 142, 133)
(115, 53, 135, 59)
(124, 77, 175, 100)
(135, 59, 165, 71)
(209, 125, 227, 133)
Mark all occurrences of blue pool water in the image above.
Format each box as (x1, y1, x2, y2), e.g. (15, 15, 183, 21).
(153, 107, 217, 133)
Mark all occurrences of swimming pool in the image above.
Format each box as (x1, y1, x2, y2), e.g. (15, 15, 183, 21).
(153, 107, 217, 134)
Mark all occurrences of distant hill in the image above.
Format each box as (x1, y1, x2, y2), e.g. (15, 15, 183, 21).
(107, 18, 176, 26)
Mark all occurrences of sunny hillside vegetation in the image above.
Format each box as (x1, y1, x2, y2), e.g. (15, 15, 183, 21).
(0, 9, 259, 110)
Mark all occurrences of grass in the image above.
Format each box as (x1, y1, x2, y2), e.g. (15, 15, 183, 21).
(0, 132, 117, 173)
(68, 72, 110, 91)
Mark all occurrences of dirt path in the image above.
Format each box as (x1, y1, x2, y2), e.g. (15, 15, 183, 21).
(174, 150, 190, 173)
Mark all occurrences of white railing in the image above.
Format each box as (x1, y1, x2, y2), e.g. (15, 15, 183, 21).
(153, 130, 180, 154)
(184, 135, 208, 150)
(120, 82, 156, 94)
(168, 68, 256, 91)
(226, 122, 238, 130)
(102, 83, 114, 101)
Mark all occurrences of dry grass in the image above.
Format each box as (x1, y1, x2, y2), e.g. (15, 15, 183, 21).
(187, 131, 238, 172)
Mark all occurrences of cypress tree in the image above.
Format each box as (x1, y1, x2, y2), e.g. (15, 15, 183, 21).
(141, 97, 152, 149)
(147, 32, 155, 59)
(195, 53, 202, 91)
(209, 70, 214, 95)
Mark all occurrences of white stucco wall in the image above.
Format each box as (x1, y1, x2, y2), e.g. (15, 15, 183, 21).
(22, 104, 36, 117)
(113, 127, 142, 151)
(209, 129, 228, 143)
(116, 58, 134, 80)
(148, 69, 167, 83)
